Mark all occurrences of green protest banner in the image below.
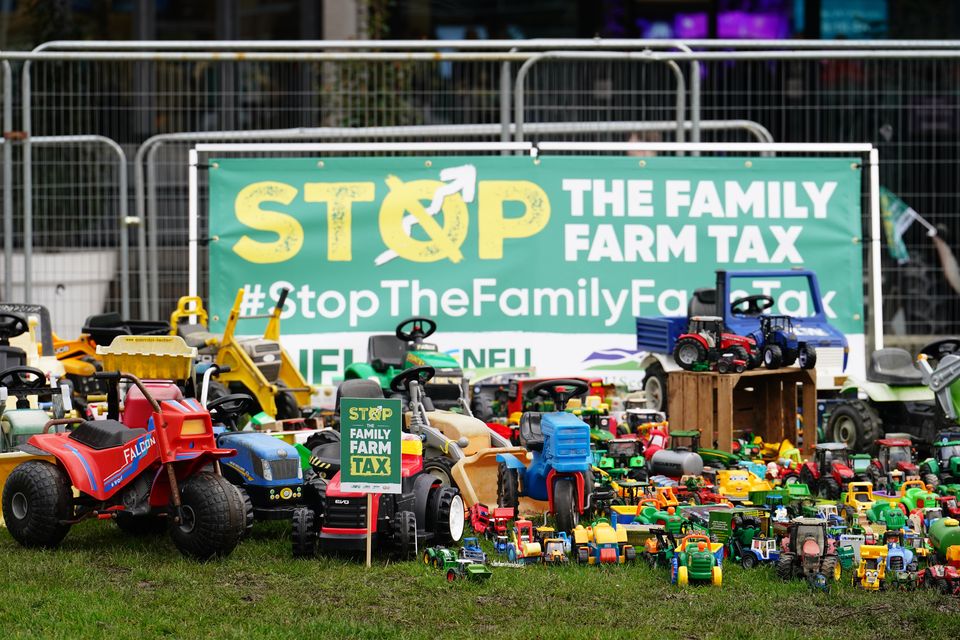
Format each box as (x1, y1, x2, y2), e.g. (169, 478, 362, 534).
(339, 397, 402, 494)
(207, 155, 864, 383)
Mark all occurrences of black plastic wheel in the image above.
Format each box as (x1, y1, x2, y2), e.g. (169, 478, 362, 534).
(497, 463, 519, 511)
(274, 387, 300, 420)
(291, 507, 317, 559)
(742, 553, 757, 569)
(820, 476, 841, 500)
(642, 363, 668, 412)
(168, 472, 245, 561)
(430, 486, 465, 545)
(798, 344, 817, 369)
(423, 456, 457, 488)
(923, 472, 940, 491)
(235, 485, 255, 539)
(115, 513, 166, 536)
(826, 400, 883, 454)
(624, 546, 637, 563)
(763, 344, 783, 369)
(673, 338, 706, 371)
(2, 461, 72, 548)
(553, 478, 579, 533)
(776, 552, 796, 580)
(397, 510, 418, 560)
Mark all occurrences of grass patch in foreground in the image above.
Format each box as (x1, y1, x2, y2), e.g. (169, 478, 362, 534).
(0, 520, 955, 639)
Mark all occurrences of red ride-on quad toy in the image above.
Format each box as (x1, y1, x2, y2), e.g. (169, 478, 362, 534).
(1, 371, 246, 560)
(799, 443, 856, 500)
(672, 316, 758, 372)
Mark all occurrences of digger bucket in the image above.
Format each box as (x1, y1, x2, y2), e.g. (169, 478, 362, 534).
(0, 451, 56, 527)
(451, 446, 541, 512)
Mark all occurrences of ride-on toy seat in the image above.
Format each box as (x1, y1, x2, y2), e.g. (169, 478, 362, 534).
(0, 313, 29, 372)
(368, 335, 406, 372)
(519, 413, 544, 451)
(335, 378, 384, 408)
(867, 349, 924, 386)
(175, 324, 219, 351)
(68, 420, 147, 450)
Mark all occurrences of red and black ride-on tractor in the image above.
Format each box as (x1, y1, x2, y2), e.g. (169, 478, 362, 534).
(291, 379, 464, 560)
(799, 443, 855, 500)
(1, 370, 246, 560)
(672, 316, 758, 372)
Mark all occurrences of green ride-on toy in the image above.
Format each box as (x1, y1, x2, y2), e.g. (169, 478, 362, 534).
(344, 317, 464, 409)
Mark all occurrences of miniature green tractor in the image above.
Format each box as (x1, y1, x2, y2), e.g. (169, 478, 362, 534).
(422, 546, 492, 582)
(671, 534, 723, 587)
(918, 437, 960, 491)
(344, 317, 464, 408)
(596, 438, 645, 480)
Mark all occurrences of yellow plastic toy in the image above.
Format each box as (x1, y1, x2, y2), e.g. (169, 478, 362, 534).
(716, 469, 773, 500)
(169, 290, 314, 419)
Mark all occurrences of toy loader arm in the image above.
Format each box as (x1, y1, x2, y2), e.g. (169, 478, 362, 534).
(918, 354, 960, 421)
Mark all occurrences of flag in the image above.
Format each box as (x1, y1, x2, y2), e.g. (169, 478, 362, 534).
(879, 187, 919, 264)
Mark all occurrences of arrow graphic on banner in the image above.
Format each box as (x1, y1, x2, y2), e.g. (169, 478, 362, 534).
(375, 164, 476, 266)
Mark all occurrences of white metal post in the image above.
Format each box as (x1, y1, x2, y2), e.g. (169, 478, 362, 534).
(188, 148, 199, 303)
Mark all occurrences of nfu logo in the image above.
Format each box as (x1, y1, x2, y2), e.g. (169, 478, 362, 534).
(123, 434, 156, 465)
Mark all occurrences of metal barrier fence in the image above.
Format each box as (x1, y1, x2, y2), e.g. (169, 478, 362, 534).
(1, 40, 959, 338)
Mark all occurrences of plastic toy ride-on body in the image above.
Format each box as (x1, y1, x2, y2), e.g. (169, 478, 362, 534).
(671, 534, 723, 586)
(572, 519, 636, 565)
(496, 379, 594, 532)
(0, 366, 73, 452)
(2, 361, 246, 560)
(776, 517, 841, 586)
(344, 317, 464, 406)
(170, 290, 314, 419)
(799, 443, 855, 500)
(672, 315, 757, 372)
(750, 314, 817, 370)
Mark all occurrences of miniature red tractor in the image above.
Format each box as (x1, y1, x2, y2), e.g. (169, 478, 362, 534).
(2, 371, 246, 560)
(776, 517, 841, 588)
(865, 438, 919, 488)
(672, 315, 758, 372)
(799, 443, 856, 499)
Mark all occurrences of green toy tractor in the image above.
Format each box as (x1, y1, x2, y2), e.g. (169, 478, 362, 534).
(596, 438, 645, 480)
(0, 366, 72, 451)
(918, 438, 960, 491)
(343, 317, 464, 408)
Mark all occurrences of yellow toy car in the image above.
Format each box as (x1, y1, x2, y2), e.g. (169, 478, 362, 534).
(572, 519, 637, 565)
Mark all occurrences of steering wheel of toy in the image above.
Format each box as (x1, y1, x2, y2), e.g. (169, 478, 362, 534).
(919, 337, 960, 363)
(0, 313, 29, 343)
(731, 294, 774, 317)
(389, 365, 435, 393)
(529, 379, 590, 412)
(395, 316, 437, 344)
(206, 393, 254, 429)
(0, 366, 47, 390)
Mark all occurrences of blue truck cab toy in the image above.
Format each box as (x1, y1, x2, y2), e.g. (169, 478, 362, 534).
(636, 269, 849, 411)
(495, 379, 595, 532)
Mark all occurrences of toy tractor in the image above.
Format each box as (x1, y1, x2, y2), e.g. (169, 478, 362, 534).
(459, 537, 487, 563)
(387, 366, 525, 501)
(506, 519, 543, 564)
(918, 436, 960, 492)
(572, 519, 636, 565)
(619, 407, 666, 437)
(170, 290, 314, 419)
(566, 394, 617, 449)
(671, 534, 723, 586)
(344, 316, 464, 407)
(1, 366, 73, 452)
(496, 379, 595, 532)
(728, 514, 779, 569)
(750, 314, 817, 370)
(596, 438, 645, 481)
(776, 517, 841, 586)
(642, 527, 677, 569)
(672, 315, 758, 372)
(799, 443, 855, 499)
(884, 542, 918, 589)
(541, 536, 570, 563)
(854, 554, 886, 591)
(861, 438, 920, 489)
(2, 364, 246, 560)
(423, 546, 492, 582)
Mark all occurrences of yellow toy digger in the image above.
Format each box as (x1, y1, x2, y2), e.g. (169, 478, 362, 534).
(169, 289, 314, 419)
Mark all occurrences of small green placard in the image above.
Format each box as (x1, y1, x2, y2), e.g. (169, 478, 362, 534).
(339, 397, 402, 494)
(708, 510, 734, 544)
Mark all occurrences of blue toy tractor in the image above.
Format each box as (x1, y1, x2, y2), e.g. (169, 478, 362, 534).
(496, 379, 594, 532)
(750, 314, 817, 370)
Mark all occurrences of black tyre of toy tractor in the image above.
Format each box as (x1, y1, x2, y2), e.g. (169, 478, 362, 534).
(826, 400, 883, 454)
(169, 472, 245, 561)
(274, 387, 300, 420)
(642, 363, 669, 412)
(423, 456, 457, 488)
(776, 552, 797, 581)
(397, 510, 418, 560)
(235, 485, 255, 539)
(923, 473, 941, 491)
(673, 338, 706, 371)
(2, 461, 72, 548)
(291, 507, 318, 559)
(798, 344, 817, 370)
(819, 476, 841, 500)
(553, 478, 579, 533)
(497, 464, 520, 512)
(763, 345, 783, 369)
(429, 486, 465, 545)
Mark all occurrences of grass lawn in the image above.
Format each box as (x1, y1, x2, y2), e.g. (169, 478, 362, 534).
(0, 520, 955, 640)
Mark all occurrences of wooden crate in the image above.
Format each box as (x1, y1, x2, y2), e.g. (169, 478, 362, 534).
(666, 368, 817, 456)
